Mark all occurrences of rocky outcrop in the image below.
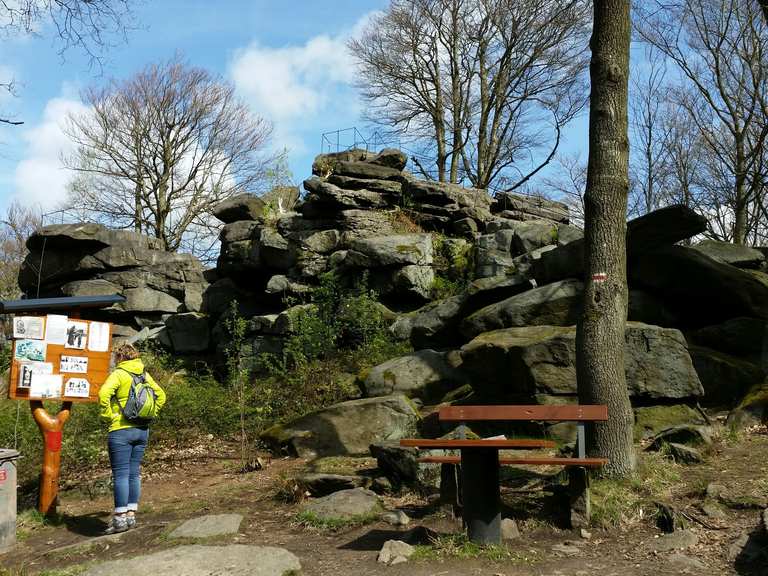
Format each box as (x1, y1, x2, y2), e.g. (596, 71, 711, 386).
(459, 323, 704, 402)
(20, 223, 208, 339)
(259, 395, 419, 458)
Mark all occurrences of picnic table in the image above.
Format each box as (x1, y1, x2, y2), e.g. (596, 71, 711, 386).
(400, 404, 609, 544)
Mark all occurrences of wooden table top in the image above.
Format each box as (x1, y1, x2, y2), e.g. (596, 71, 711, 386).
(399, 438, 556, 449)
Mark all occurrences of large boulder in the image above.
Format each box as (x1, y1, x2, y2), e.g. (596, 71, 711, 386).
(363, 350, 466, 401)
(344, 234, 433, 267)
(688, 346, 765, 406)
(259, 395, 419, 458)
(492, 193, 570, 224)
(474, 230, 515, 278)
(630, 246, 768, 326)
(369, 148, 408, 170)
(461, 279, 583, 339)
(302, 177, 389, 212)
(333, 160, 405, 181)
(464, 274, 535, 314)
(312, 149, 371, 175)
(689, 317, 767, 360)
(389, 295, 467, 348)
(164, 313, 210, 354)
(212, 193, 265, 223)
(327, 174, 402, 195)
(405, 180, 492, 210)
(459, 323, 703, 402)
(727, 379, 768, 429)
(692, 239, 765, 269)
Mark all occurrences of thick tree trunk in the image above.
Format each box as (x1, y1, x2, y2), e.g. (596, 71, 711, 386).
(576, 0, 635, 478)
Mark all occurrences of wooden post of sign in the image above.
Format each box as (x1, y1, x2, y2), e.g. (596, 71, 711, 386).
(30, 400, 72, 515)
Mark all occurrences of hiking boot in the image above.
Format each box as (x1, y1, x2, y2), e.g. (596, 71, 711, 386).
(126, 513, 136, 529)
(104, 514, 129, 534)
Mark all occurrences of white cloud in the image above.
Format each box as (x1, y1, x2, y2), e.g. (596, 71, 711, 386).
(13, 94, 88, 211)
(229, 12, 377, 155)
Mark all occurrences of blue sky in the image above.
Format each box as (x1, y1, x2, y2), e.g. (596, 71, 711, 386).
(0, 0, 390, 212)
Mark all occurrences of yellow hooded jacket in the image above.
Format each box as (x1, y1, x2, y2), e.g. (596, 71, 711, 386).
(98, 358, 166, 432)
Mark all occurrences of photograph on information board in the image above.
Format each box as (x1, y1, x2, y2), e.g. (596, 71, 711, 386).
(60, 355, 89, 374)
(65, 321, 88, 349)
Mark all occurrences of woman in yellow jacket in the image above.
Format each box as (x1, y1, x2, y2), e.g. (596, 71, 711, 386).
(98, 344, 166, 534)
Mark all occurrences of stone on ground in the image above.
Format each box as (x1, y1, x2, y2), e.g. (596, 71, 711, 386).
(169, 514, 243, 539)
(501, 518, 521, 540)
(298, 473, 369, 497)
(382, 510, 411, 527)
(692, 239, 765, 269)
(666, 443, 703, 464)
(650, 529, 699, 552)
(81, 544, 300, 576)
(647, 425, 713, 451)
(301, 487, 382, 521)
(668, 553, 708, 573)
(377, 540, 415, 565)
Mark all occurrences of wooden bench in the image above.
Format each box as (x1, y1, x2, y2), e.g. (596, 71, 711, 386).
(400, 404, 608, 544)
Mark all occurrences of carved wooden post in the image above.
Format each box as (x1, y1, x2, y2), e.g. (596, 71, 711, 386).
(31, 400, 72, 515)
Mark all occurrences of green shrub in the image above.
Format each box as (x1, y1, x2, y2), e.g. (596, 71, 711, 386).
(249, 272, 411, 429)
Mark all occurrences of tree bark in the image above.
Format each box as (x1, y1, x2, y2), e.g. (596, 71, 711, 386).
(576, 0, 635, 478)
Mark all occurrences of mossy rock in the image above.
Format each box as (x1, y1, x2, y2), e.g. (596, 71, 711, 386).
(727, 379, 768, 430)
(634, 405, 707, 441)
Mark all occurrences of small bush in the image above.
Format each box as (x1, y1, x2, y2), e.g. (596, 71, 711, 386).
(249, 272, 411, 429)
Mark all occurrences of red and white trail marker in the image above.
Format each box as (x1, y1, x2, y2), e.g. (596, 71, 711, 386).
(591, 272, 608, 283)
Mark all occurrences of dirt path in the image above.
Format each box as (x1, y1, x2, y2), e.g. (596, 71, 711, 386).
(2, 429, 767, 576)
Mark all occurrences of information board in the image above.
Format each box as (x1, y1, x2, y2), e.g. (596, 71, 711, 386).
(8, 315, 113, 403)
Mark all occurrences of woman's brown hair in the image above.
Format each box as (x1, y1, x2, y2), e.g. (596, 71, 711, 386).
(113, 343, 140, 364)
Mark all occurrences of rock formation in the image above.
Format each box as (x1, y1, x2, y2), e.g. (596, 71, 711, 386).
(17, 148, 768, 457)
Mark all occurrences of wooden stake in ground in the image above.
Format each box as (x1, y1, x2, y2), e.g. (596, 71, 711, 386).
(576, 0, 635, 477)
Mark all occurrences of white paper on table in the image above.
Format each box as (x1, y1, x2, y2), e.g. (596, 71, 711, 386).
(64, 378, 90, 398)
(87, 321, 111, 352)
(44, 314, 68, 345)
(60, 355, 89, 374)
(17, 362, 53, 389)
(29, 373, 63, 399)
(13, 316, 45, 340)
(65, 320, 88, 349)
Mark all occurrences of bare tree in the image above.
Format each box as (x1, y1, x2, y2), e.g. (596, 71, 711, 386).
(0, 201, 42, 300)
(577, 0, 635, 477)
(628, 49, 672, 216)
(635, 0, 768, 245)
(349, 0, 590, 193)
(63, 57, 275, 257)
(0, 0, 136, 125)
(542, 153, 586, 227)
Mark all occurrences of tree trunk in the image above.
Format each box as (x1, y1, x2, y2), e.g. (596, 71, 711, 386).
(576, 0, 635, 478)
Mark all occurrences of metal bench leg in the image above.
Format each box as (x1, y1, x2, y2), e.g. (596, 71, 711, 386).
(461, 448, 501, 545)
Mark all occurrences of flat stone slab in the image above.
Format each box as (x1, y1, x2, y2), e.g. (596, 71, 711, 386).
(82, 544, 301, 576)
(169, 514, 243, 539)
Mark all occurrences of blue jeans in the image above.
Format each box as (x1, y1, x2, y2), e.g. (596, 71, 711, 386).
(108, 427, 149, 513)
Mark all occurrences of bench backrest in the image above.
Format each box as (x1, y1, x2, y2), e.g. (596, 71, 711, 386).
(439, 405, 608, 422)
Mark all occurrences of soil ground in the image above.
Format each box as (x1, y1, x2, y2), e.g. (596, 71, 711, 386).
(2, 426, 767, 576)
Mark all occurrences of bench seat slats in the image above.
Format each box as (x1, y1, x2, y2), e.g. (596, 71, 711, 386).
(399, 439, 556, 449)
(417, 456, 607, 468)
(439, 405, 608, 422)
